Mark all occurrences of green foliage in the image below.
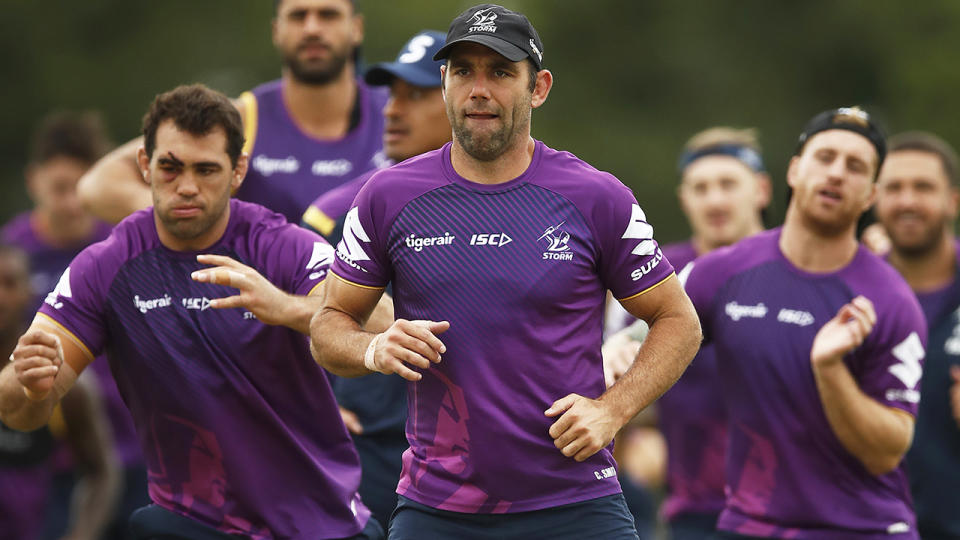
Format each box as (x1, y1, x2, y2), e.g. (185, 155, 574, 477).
(5, 0, 960, 240)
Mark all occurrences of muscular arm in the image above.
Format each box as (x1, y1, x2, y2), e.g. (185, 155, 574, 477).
(77, 137, 152, 224)
(547, 275, 701, 461)
(813, 362, 914, 475)
(0, 318, 90, 431)
(601, 276, 701, 424)
(311, 275, 446, 380)
(810, 296, 914, 476)
(59, 375, 122, 540)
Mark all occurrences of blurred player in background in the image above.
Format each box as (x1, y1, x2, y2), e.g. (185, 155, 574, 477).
(0, 110, 148, 539)
(313, 4, 701, 539)
(0, 244, 120, 540)
(607, 126, 770, 539)
(78, 0, 388, 224)
(684, 107, 925, 539)
(874, 131, 960, 540)
(301, 29, 450, 531)
(0, 84, 387, 539)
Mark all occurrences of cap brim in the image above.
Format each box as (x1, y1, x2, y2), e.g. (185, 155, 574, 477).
(364, 62, 442, 88)
(433, 35, 529, 64)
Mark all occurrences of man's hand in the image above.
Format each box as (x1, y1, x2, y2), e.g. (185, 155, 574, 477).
(545, 394, 622, 462)
(11, 328, 64, 400)
(811, 296, 876, 368)
(951, 366, 960, 429)
(339, 407, 363, 435)
(367, 319, 449, 381)
(192, 254, 291, 326)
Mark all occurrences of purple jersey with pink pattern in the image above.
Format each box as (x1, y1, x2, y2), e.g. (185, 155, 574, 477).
(37, 200, 369, 539)
(683, 228, 925, 539)
(235, 79, 389, 223)
(658, 240, 727, 522)
(330, 141, 675, 513)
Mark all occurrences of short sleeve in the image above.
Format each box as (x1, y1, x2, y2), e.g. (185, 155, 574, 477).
(329, 176, 391, 288)
(594, 181, 674, 300)
(260, 224, 336, 297)
(36, 246, 109, 360)
(854, 294, 928, 416)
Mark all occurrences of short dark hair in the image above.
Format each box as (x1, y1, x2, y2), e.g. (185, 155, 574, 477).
(29, 111, 111, 167)
(142, 84, 244, 167)
(888, 131, 960, 187)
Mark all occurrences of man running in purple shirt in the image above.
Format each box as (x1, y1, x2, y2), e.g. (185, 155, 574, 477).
(684, 108, 926, 539)
(311, 4, 701, 539)
(0, 84, 383, 540)
(874, 131, 960, 539)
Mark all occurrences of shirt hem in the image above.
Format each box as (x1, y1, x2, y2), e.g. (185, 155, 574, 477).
(399, 484, 623, 514)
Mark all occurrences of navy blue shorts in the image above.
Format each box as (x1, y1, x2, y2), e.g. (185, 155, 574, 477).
(388, 493, 638, 540)
(128, 504, 384, 540)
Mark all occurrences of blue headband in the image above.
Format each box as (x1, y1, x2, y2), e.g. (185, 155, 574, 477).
(677, 144, 766, 176)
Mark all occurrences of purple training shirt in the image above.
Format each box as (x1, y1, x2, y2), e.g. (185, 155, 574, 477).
(683, 228, 926, 539)
(331, 141, 675, 514)
(37, 200, 369, 539)
(234, 79, 389, 223)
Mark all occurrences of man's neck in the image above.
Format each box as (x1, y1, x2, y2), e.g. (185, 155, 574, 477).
(281, 67, 358, 140)
(692, 221, 765, 256)
(450, 136, 536, 185)
(31, 211, 95, 249)
(779, 206, 859, 273)
(888, 231, 957, 293)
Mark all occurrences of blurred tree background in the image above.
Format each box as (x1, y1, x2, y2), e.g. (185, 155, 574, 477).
(3, 0, 959, 243)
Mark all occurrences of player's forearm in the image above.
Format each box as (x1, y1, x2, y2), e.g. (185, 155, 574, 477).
(0, 363, 58, 431)
(599, 308, 701, 427)
(813, 361, 914, 475)
(278, 294, 325, 335)
(77, 137, 151, 224)
(309, 307, 376, 377)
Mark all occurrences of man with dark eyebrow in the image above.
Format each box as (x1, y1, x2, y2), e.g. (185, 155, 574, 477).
(1, 84, 387, 540)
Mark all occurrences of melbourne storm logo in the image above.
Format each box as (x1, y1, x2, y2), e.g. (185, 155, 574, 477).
(469, 7, 498, 32)
(538, 221, 573, 261)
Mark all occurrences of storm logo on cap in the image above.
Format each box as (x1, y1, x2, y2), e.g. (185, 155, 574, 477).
(469, 7, 498, 33)
(832, 106, 870, 128)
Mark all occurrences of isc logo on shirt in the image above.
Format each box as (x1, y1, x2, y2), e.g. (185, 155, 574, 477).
(469, 233, 512, 247)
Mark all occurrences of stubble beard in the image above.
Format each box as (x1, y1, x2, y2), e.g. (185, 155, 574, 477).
(449, 97, 531, 163)
(155, 192, 231, 243)
(888, 216, 949, 258)
(283, 41, 352, 86)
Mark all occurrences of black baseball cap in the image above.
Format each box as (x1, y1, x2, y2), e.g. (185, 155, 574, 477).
(433, 4, 544, 70)
(365, 31, 446, 88)
(796, 106, 887, 168)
